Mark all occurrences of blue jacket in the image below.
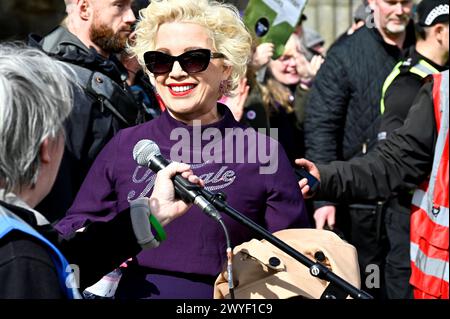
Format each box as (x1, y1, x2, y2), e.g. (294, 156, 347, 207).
(0, 205, 80, 299)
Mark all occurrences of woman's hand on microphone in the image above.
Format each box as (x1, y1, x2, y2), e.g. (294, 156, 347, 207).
(149, 162, 204, 226)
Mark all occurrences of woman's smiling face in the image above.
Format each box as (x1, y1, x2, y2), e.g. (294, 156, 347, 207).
(152, 22, 231, 124)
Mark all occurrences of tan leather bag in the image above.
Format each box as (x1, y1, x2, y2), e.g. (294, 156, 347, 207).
(214, 229, 360, 299)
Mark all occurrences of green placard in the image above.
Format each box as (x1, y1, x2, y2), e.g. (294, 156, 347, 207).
(244, 0, 308, 59)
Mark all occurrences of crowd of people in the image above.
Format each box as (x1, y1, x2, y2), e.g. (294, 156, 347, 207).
(0, 0, 448, 300)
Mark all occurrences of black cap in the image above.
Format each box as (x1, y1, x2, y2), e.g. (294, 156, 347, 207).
(416, 0, 449, 26)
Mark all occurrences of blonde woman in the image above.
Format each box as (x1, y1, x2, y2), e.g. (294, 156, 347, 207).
(256, 34, 323, 162)
(57, 0, 309, 299)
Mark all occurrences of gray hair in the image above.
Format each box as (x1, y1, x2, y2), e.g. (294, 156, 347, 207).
(0, 43, 74, 194)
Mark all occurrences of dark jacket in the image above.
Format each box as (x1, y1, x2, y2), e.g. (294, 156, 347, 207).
(0, 200, 141, 298)
(317, 80, 436, 203)
(304, 24, 414, 210)
(28, 27, 152, 223)
(380, 48, 447, 137)
(304, 24, 415, 164)
(241, 85, 270, 132)
(242, 79, 304, 163)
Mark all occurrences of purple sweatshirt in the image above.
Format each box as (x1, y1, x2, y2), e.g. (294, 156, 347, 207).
(56, 104, 308, 297)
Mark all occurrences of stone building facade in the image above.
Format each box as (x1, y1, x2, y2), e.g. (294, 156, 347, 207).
(0, 0, 66, 41)
(1, 0, 363, 48)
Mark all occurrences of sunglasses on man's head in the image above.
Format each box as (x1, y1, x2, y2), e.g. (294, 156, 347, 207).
(143, 49, 226, 75)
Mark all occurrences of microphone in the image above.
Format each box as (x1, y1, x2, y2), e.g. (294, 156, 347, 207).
(133, 139, 222, 221)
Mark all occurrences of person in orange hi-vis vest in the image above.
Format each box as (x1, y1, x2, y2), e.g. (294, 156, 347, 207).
(296, 70, 449, 299)
(410, 70, 448, 299)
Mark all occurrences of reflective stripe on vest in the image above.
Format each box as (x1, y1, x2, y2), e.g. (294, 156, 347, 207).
(410, 70, 449, 299)
(409, 60, 440, 79)
(380, 59, 439, 114)
(0, 206, 81, 299)
(380, 61, 403, 115)
(412, 189, 449, 228)
(411, 242, 449, 283)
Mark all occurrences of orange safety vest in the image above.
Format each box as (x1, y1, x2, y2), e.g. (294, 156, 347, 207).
(410, 70, 449, 299)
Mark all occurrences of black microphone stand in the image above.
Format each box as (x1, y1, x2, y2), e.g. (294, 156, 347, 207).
(200, 188, 373, 300)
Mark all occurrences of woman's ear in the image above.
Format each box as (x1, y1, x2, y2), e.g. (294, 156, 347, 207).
(39, 138, 51, 164)
(222, 64, 232, 82)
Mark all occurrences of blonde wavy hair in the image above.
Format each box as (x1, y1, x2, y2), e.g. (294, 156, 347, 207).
(131, 0, 252, 96)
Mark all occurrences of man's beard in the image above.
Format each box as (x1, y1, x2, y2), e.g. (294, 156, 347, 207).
(89, 22, 129, 54)
(385, 16, 409, 34)
(386, 22, 407, 34)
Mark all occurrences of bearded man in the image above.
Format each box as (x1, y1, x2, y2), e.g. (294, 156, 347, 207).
(28, 0, 154, 223)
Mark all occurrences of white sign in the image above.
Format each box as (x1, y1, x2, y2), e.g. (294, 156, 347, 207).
(262, 0, 307, 27)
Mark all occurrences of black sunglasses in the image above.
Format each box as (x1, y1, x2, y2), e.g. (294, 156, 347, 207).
(143, 49, 225, 75)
